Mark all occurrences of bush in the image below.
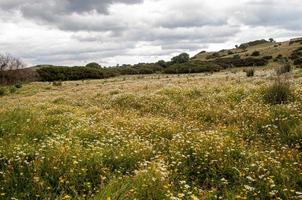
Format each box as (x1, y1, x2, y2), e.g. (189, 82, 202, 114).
(15, 83, 22, 88)
(263, 80, 292, 105)
(85, 62, 102, 69)
(163, 61, 221, 74)
(37, 66, 105, 81)
(294, 58, 302, 66)
(276, 63, 292, 75)
(0, 87, 5, 96)
(171, 53, 190, 64)
(213, 57, 268, 68)
(263, 56, 273, 60)
(52, 81, 62, 86)
(251, 51, 260, 56)
(9, 86, 17, 93)
(245, 68, 255, 77)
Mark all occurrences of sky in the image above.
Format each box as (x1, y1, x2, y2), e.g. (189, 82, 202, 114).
(0, 0, 302, 67)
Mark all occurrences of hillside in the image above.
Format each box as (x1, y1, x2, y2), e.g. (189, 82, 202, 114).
(192, 37, 302, 68)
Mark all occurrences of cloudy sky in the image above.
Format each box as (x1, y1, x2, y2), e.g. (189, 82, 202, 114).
(0, 0, 301, 66)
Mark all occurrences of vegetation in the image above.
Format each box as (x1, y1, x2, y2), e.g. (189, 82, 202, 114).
(245, 68, 255, 77)
(251, 51, 261, 57)
(0, 72, 302, 199)
(213, 57, 268, 68)
(276, 61, 292, 75)
(239, 39, 269, 49)
(263, 79, 292, 105)
(163, 60, 221, 74)
(36, 66, 105, 81)
(171, 53, 190, 64)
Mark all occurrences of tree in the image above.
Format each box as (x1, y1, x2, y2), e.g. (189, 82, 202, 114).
(156, 60, 168, 68)
(86, 62, 102, 69)
(171, 53, 190, 64)
(0, 53, 26, 84)
(269, 38, 275, 43)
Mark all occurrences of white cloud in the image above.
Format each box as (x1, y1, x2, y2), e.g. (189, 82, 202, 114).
(0, 0, 301, 66)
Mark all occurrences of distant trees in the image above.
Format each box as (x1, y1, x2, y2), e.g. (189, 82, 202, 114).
(269, 38, 275, 43)
(171, 53, 190, 64)
(86, 62, 102, 69)
(0, 53, 25, 72)
(0, 53, 33, 84)
(36, 66, 105, 82)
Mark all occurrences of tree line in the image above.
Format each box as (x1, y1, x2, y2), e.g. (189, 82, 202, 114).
(0, 52, 270, 84)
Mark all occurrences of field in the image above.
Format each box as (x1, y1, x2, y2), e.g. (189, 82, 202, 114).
(1, 69, 302, 199)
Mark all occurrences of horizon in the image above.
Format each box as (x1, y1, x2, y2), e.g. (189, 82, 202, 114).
(1, 0, 302, 66)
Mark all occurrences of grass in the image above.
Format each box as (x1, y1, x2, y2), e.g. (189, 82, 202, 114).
(0, 72, 302, 199)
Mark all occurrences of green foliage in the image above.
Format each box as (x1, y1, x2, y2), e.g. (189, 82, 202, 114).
(1, 76, 302, 199)
(263, 56, 273, 60)
(86, 62, 102, 69)
(263, 79, 292, 105)
(291, 47, 302, 67)
(0, 87, 5, 96)
(213, 57, 268, 68)
(171, 53, 190, 64)
(251, 51, 261, 57)
(239, 39, 269, 49)
(164, 61, 221, 74)
(37, 66, 105, 81)
(9, 86, 17, 93)
(14, 83, 22, 88)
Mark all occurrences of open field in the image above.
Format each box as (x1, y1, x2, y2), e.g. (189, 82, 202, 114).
(1, 69, 302, 199)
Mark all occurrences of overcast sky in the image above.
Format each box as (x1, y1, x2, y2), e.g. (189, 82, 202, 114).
(0, 0, 301, 66)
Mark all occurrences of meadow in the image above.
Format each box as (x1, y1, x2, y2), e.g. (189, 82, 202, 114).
(0, 69, 302, 199)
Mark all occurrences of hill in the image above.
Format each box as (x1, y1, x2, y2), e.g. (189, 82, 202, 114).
(192, 37, 302, 68)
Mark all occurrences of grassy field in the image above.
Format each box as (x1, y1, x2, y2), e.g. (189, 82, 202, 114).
(0, 69, 302, 199)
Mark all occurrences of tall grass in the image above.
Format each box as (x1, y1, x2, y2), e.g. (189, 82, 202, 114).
(0, 74, 302, 199)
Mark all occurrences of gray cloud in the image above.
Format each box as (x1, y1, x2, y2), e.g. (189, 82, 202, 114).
(0, 0, 301, 66)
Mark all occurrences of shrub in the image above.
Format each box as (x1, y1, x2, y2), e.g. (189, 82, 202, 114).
(52, 81, 62, 86)
(171, 53, 190, 64)
(163, 61, 221, 74)
(251, 51, 260, 57)
(245, 68, 255, 77)
(233, 54, 241, 59)
(294, 58, 302, 66)
(15, 83, 22, 88)
(0, 87, 5, 96)
(9, 86, 17, 93)
(263, 56, 273, 60)
(263, 80, 292, 105)
(276, 62, 292, 75)
(85, 62, 102, 69)
(213, 57, 268, 68)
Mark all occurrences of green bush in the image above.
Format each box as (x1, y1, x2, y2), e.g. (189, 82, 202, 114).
(15, 83, 22, 88)
(251, 51, 260, 57)
(213, 57, 268, 68)
(171, 53, 190, 64)
(263, 56, 273, 60)
(263, 80, 292, 105)
(9, 86, 17, 93)
(0, 87, 5, 96)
